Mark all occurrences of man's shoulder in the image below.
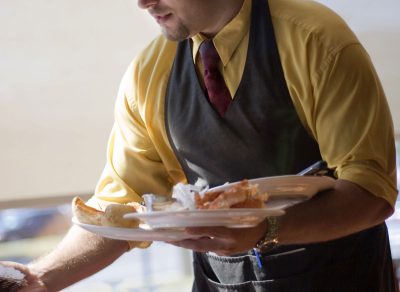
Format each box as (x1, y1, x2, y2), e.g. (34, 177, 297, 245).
(134, 34, 178, 76)
(269, 0, 359, 49)
(120, 35, 177, 109)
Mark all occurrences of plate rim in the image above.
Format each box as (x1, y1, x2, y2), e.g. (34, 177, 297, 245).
(208, 174, 335, 192)
(124, 207, 284, 220)
(71, 217, 204, 241)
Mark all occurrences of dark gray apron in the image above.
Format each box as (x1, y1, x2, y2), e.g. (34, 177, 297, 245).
(164, 0, 396, 290)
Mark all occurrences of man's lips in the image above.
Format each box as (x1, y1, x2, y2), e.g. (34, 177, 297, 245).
(152, 13, 172, 24)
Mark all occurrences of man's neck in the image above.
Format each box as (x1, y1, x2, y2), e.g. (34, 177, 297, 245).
(200, 0, 245, 38)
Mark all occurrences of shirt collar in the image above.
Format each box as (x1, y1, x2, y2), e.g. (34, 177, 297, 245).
(191, 0, 251, 66)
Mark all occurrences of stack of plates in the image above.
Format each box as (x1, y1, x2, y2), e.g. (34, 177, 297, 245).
(73, 175, 335, 241)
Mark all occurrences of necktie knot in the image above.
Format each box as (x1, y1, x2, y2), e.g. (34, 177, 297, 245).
(199, 39, 220, 72)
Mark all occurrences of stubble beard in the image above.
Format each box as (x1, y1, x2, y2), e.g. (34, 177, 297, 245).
(161, 23, 191, 42)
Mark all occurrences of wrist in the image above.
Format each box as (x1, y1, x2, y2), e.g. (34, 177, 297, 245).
(254, 216, 279, 253)
(27, 263, 50, 291)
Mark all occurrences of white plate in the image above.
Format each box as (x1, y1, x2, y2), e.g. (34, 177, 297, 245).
(72, 218, 203, 241)
(209, 175, 335, 210)
(124, 208, 285, 229)
(209, 175, 335, 200)
(124, 175, 335, 229)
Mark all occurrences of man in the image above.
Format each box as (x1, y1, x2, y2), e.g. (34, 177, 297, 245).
(1, 0, 397, 290)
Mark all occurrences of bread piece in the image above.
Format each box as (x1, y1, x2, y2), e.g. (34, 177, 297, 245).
(101, 204, 141, 228)
(72, 196, 103, 225)
(72, 197, 152, 248)
(72, 197, 144, 228)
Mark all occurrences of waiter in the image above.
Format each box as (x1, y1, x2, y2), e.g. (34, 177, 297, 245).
(1, 0, 398, 291)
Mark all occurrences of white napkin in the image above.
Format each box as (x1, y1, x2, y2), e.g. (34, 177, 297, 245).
(171, 178, 209, 210)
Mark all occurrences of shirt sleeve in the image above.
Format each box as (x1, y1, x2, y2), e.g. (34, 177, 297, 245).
(311, 43, 398, 207)
(92, 59, 174, 204)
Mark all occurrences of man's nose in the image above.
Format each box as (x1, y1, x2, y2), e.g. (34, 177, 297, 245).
(138, 0, 158, 9)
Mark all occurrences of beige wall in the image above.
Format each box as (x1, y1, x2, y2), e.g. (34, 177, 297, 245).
(0, 0, 159, 203)
(0, 0, 399, 203)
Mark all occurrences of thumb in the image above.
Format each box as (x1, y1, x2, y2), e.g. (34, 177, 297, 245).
(0, 261, 47, 292)
(0, 262, 27, 291)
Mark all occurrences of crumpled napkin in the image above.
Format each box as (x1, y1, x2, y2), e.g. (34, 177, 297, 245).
(171, 178, 209, 210)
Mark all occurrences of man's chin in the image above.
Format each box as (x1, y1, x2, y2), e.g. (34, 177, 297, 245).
(161, 28, 190, 42)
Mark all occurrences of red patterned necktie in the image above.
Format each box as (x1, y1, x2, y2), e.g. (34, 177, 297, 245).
(199, 39, 232, 117)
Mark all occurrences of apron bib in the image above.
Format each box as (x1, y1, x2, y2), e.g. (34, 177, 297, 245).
(164, 0, 396, 290)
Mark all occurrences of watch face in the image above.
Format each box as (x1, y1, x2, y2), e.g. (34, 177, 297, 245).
(258, 239, 279, 253)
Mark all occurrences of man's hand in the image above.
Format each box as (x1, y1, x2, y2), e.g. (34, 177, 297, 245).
(167, 220, 267, 256)
(0, 261, 47, 292)
(168, 179, 393, 254)
(0, 226, 130, 292)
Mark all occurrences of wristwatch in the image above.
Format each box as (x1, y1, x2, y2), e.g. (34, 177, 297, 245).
(255, 217, 279, 253)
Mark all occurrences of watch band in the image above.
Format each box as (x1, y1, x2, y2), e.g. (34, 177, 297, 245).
(255, 216, 279, 253)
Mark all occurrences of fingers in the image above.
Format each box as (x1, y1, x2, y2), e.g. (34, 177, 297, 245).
(166, 227, 242, 255)
(167, 239, 234, 256)
(185, 226, 235, 238)
(0, 261, 28, 279)
(167, 237, 224, 253)
(166, 221, 268, 255)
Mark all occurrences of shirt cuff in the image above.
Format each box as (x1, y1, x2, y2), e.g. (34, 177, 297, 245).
(337, 163, 398, 208)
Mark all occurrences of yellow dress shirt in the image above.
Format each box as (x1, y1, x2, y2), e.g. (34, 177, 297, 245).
(93, 0, 397, 208)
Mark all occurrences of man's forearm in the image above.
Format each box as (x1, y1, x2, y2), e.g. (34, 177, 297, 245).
(28, 225, 129, 291)
(278, 179, 393, 245)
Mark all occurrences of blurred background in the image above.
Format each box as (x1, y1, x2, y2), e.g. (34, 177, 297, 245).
(0, 0, 399, 291)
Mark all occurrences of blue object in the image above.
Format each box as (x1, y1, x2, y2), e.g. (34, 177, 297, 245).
(253, 248, 263, 268)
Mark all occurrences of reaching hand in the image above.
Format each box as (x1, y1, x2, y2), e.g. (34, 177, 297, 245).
(0, 261, 47, 292)
(167, 220, 267, 256)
